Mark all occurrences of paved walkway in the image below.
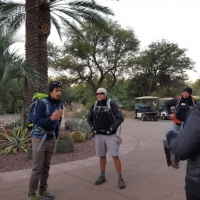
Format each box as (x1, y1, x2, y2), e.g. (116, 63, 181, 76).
(0, 119, 186, 200)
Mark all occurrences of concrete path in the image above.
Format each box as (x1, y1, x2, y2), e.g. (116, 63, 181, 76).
(0, 119, 186, 200)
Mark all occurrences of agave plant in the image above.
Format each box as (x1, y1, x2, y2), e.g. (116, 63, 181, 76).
(0, 126, 31, 155)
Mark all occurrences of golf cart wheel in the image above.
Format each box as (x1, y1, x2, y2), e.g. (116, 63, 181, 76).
(141, 115, 146, 121)
(133, 112, 137, 119)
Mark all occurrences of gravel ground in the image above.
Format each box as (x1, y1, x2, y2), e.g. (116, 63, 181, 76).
(0, 128, 95, 173)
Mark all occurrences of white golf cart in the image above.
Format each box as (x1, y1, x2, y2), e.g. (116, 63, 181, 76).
(133, 96, 158, 121)
(158, 97, 175, 120)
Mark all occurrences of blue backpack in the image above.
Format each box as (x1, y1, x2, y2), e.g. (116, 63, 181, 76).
(26, 93, 50, 130)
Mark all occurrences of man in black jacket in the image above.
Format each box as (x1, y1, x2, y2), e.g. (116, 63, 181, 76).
(87, 88, 125, 189)
(165, 87, 196, 168)
(166, 102, 200, 200)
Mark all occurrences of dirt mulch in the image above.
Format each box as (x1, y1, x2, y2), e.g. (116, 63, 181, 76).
(0, 128, 95, 173)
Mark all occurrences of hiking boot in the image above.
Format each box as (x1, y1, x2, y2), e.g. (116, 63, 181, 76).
(27, 196, 37, 200)
(170, 162, 179, 169)
(95, 175, 106, 185)
(118, 178, 126, 189)
(38, 190, 54, 199)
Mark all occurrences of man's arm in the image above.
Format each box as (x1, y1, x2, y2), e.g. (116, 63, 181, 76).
(110, 101, 124, 130)
(34, 101, 62, 131)
(166, 103, 200, 160)
(87, 104, 95, 129)
(165, 98, 177, 115)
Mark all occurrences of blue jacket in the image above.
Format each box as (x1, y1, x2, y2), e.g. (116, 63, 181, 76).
(32, 99, 62, 139)
(167, 103, 200, 197)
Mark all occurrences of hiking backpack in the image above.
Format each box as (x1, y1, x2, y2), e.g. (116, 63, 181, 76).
(26, 93, 50, 130)
(93, 98, 115, 121)
(93, 98, 121, 135)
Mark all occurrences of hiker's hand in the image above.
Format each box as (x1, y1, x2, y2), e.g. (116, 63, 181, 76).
(170, 113, 175, 119)
(91, 127, 98, 134)
(106, 127, 112, 135)
(51, 109, 63, 121)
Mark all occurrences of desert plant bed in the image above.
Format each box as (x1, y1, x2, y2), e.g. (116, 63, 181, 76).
(0, 128, 95, 173)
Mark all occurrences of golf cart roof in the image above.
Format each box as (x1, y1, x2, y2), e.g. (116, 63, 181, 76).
(159, 97, 173, 100)
(135, 96, 159, 100)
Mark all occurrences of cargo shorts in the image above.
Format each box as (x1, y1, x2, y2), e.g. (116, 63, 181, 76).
(95, 134, 119, 157)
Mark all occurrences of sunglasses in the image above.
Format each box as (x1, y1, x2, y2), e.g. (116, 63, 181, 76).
(96, 92, 104, 95)
(49, 81, 62, 87)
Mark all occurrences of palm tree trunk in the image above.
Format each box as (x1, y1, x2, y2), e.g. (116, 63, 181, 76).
(24, 0, 39, 125)
(38, 34, 48, 93)
(38, 2, 51, 93)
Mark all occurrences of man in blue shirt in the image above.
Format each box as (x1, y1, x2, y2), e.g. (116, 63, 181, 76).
(27, 81, 63, 200)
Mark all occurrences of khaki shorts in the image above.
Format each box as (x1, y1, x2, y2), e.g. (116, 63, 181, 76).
(95, 134, 119, 157)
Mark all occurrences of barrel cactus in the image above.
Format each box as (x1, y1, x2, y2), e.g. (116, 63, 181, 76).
(56, 134, 74, 153)
(70, 131, 85, 143)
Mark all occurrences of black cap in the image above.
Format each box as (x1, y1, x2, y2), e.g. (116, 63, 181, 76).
(183, 87, 192, 95)
(49, 81, 62, 92)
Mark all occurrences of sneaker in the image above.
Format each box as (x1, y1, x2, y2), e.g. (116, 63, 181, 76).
(38, 190, 54, 199)
(118, 178, 126, 189)
(95, 175, 106, 185)
(27, 196, 37, 200)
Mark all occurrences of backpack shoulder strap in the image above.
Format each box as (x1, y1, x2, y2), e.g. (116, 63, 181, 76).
(191, 96, 195, 105)
(40, 98, 50, 114)
(93, 101, 98, 112)
(107, 98, 112, 110)
(176, 96, 181, 107)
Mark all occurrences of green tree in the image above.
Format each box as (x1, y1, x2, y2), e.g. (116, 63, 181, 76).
(0, 31, 40, 114)
(49, 19, 140, 91)
(128, 39, 194, 97)
(0, 0, 114, 92)
(192, 78, 200, 96)
(0, 0, 114, 122)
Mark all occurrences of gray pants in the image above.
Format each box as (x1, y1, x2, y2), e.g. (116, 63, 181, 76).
(165, 122, 181, 163)
(28, 137, 55, 197)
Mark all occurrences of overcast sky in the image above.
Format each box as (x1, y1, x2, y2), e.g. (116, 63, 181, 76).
(14, 0, 200, 82)
(94, 0, 200, 82)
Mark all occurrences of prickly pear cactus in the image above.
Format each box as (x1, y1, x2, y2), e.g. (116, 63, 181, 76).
(70, 131, 85, 143)
(56, 134, 74, 153)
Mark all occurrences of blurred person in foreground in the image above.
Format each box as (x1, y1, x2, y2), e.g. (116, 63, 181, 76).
(166, 101, 200, 200)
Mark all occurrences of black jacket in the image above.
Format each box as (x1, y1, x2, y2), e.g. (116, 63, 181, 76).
(166, 103, 200, 197)
(165, 96, 196, 122)
(87, 98, 124, 135)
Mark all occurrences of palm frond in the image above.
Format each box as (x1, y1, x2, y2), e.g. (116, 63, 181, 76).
(68, 0, 114, 16)
(50, 15, 62, 40)
(0, 1, 25, 32)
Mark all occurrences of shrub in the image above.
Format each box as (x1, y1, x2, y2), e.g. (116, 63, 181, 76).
(72, 115, 91, 137)
(0, 126, 31, 155)
(65, 119, 74, 132)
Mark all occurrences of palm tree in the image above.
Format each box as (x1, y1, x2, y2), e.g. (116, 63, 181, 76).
(0, 0, 113, 91)
(0, 30, 40, 121)
(0, 0, 114, 123)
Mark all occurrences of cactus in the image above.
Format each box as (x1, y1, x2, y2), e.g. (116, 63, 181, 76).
(56, 134, 74, 153)
(27, 145, 32, 160)
(70, 130, 85, 143)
